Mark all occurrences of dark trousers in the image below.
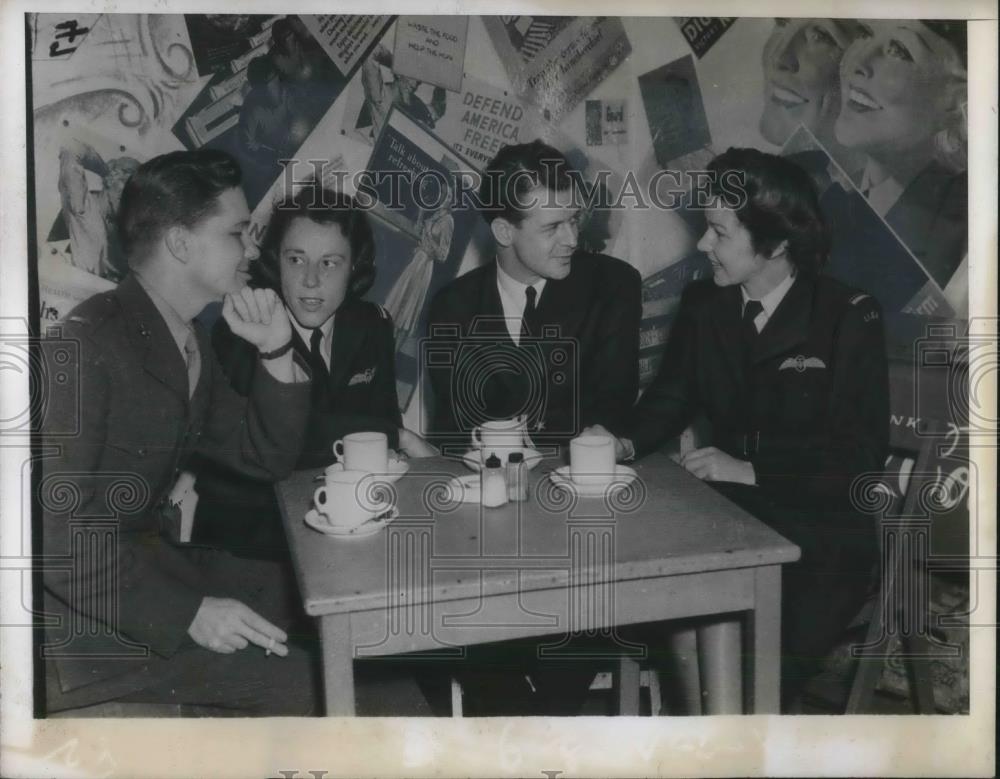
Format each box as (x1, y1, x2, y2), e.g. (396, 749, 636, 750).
(416, 636, 606, 716)
(711, 483, 878, 706)
(46, 550, 322, 717)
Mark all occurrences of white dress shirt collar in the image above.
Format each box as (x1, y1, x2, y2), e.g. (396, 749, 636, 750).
(496, 261, 547, 345)
(288, 308, 335, 370)
(741, 272, 796, 333)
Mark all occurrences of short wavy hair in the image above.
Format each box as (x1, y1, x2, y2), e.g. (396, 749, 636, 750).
(477, 140, 576, 226)
(118, 149, 242, 267)
(255, 186, 376, 299)
(707, 147, 830, 276)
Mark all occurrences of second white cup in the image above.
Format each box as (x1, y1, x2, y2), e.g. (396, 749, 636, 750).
(333, 431, 389, 473)
(569, 434, 616, 486)
(313, 469, 392, 530)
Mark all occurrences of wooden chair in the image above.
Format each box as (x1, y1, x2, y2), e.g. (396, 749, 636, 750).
(845, 419, 950, 713)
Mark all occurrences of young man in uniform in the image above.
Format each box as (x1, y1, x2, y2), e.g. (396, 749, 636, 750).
(424, 140, 642, 715)
(40, 149, 320, 716)
(427, 139, 642, 456)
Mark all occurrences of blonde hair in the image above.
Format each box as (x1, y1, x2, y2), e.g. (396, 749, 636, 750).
(933, 38, 968, 173)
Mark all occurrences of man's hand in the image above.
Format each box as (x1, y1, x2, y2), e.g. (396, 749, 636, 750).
(223, 287, 291, 355)
(398, 427, 439, 458)
(188, 597, 289, 656)
(581, 424, 628, 461)
(680, 446, 756, 485)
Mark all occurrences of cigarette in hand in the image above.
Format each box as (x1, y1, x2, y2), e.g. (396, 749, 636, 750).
(266, 637, 275, 657)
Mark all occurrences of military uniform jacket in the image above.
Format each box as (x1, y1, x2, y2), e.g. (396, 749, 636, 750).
(40, 275, 311, 695)
(426, 252, 642, 453)
(210, 297, 403, 469)
(624, 275, 889, 510)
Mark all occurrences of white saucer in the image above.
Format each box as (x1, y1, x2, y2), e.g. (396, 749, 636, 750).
(549, 465, 638, 498)
(318, 458, 409, 483)
(462, 448, 544, 472)
(304, 507, 399, 538)
(445, 474, 482, 503)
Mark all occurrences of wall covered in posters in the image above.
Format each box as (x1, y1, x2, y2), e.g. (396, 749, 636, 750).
(28, 14, 970, 414)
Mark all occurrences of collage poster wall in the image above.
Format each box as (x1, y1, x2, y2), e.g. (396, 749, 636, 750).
(29, 14, 969, 414)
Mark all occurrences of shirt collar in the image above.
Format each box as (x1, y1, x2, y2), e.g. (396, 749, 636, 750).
(860, 162, 906, 217)
(496, 260, 547, 301)
(288, 306, 335, 349)
(133, 272, 192, 356)
(742, 271, 796, 319)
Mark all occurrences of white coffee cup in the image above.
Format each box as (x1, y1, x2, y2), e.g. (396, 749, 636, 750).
(470, 418, 527, 463)
(569, 434, 616, 486)
(313, 469, 392, 530)
(332, 432, 389, 473)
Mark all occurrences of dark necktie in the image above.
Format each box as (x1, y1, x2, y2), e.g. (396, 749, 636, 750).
(740, 299, 764, 420)
(308, 328, 327, 401)
(520, 285, 537, 344)
(742, 299, 764, 345)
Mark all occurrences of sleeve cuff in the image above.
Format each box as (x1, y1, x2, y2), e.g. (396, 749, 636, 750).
(621, 438, 636, 463)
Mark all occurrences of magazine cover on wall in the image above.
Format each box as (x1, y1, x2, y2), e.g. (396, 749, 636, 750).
(780, 127, 955, 319)
(29, 14, 208, 329)
(362, 107, 479, 408)
(172, 14, 391, 207)
(340, 22, 452, 147)
(481, 16, 632, 123)
(688, 16, 968, 324)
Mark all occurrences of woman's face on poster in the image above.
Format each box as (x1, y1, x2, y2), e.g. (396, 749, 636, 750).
(835, 20, 962, 157)
(759, 18, 857, 146)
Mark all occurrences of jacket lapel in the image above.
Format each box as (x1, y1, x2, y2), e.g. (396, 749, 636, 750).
(751, 275, 813, 365)
(533, 267, 585, 341)
(328, 303, 365, 392)
(117, 275, 190, 406)
(477, 263, 513, 340)
(711, 285, 746, 379)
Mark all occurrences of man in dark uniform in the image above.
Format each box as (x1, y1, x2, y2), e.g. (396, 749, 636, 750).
(194, 186, 436, 559)
(424, 140, 642, 715)
(427, 139, 642, 455)
(40, 150, 320, 716)
(588, 147, 889, 707)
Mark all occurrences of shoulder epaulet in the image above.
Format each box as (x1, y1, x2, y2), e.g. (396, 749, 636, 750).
(375, 303, 390, 321)
(62, 292, 116, 329)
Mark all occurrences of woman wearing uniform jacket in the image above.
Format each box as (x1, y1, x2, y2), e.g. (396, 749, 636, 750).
(193, 186, 435, 557)
(587, 148, 890, 708)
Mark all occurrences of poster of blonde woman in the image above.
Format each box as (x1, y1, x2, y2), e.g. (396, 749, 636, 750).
(383, 177, 455, 345)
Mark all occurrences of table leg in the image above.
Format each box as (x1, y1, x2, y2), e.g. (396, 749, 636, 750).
(320, 613, 356, 716)
(667, 626, 702, 715)
(697, 617, 743, 714)
(616, 656, 641, 715)
(748, 564, 782, 713)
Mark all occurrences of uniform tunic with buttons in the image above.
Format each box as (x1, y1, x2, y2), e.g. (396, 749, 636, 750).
(40, 274, 312, 703)
(623, 274, 890, 699)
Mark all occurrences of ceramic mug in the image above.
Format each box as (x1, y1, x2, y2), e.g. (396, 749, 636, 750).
(313, 469, 392, 530)
(569, 434, 616, 486)
(332, 431, 389, 473)
(470, 418, 527, 463)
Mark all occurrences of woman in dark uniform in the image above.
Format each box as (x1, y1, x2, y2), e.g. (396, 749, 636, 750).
(193, 186, 436, 558)
(588, 148, 889, 707)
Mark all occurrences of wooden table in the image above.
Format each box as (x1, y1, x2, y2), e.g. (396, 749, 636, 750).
(278, 453, 800, 715)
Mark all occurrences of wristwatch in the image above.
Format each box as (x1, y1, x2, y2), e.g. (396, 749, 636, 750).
(259, 340, 294, 360)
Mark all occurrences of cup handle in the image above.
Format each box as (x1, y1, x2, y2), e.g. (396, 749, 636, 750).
(470, 427, 482, 449)
(313, 486, 328, 513)
(332, 440, 344, 461)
